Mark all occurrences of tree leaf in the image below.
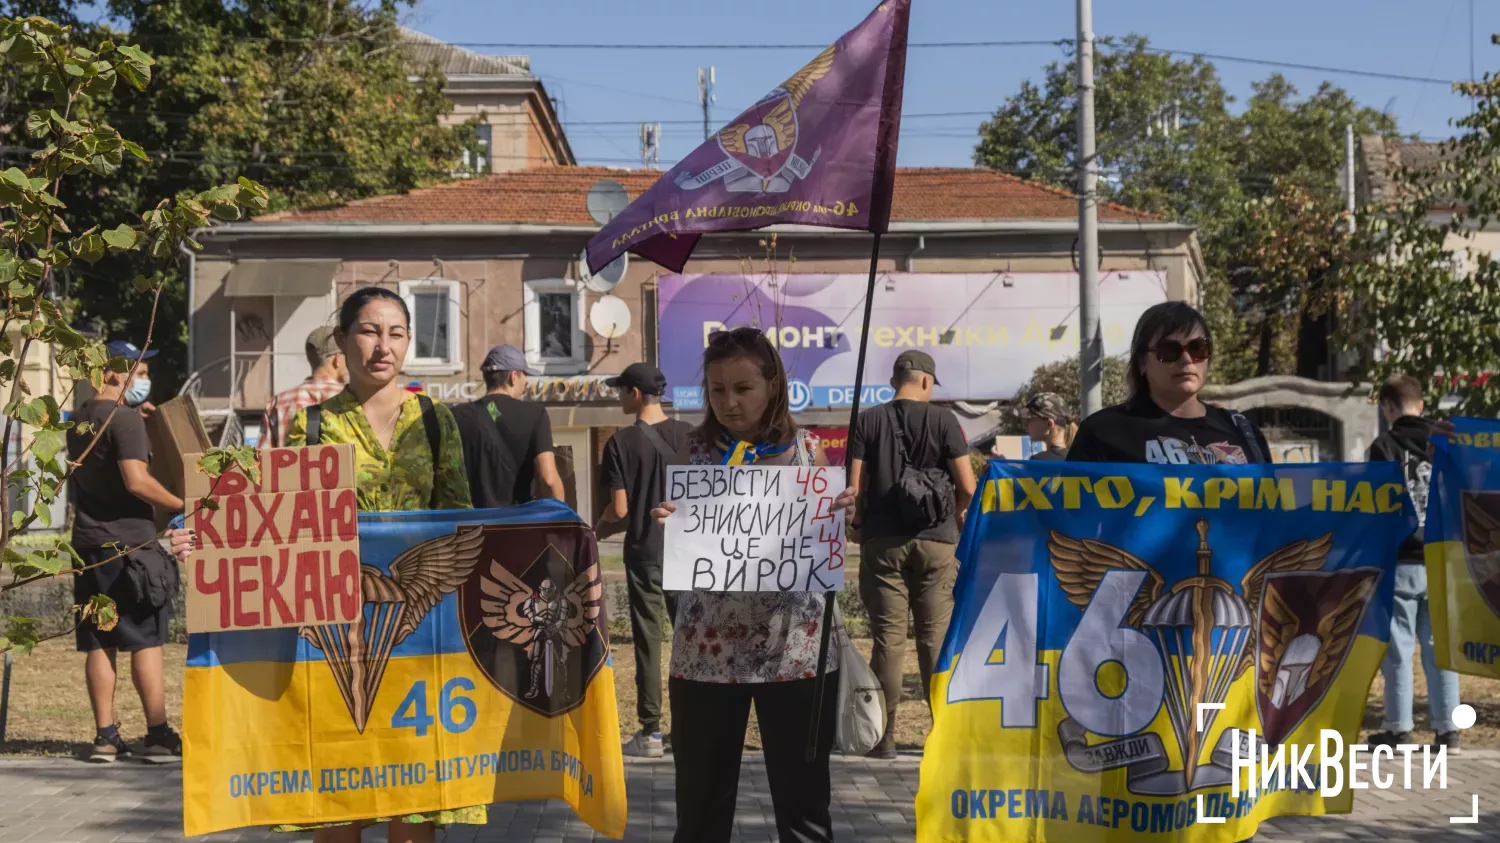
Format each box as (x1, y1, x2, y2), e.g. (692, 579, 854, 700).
(102, 224, 139, 251)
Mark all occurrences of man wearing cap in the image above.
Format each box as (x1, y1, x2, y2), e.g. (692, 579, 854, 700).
(67, 341, 185, 762)
(260, 325, 346, 448)
(595, 363, 691, 758)
(847, 350, 976, 759)
(1023, 392, 1074, 461)
(451, 344, 565, 508)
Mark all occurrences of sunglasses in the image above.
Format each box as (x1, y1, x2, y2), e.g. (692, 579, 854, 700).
(1151, 337, 1212, 364)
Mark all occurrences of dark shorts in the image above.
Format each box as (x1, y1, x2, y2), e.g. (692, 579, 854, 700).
(74, 545, 173, 653)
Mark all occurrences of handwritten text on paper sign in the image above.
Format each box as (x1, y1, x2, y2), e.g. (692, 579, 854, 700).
(664, 465, 846, 592)
(183, 445, 362, 633)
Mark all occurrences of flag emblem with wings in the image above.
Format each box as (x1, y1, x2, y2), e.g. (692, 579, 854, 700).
(1459, 491, 1500, 617)
(1048, 518, 1338, 791)
(459, 527, 607, 718)
(1254, 568, 1380, 746)
(300, 527, 485, 733)
(675, 45, 836, 195)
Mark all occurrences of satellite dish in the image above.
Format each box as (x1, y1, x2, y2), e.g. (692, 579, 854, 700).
(590, 295, 632, 340)
(579, 248, 627, 294)
(586, 179, 629, 226)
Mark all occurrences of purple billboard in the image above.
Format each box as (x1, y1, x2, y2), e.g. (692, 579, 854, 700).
(657, 272, 1168, 411)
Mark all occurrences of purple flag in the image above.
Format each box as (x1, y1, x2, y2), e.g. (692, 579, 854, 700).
(586, 0, 910, 274)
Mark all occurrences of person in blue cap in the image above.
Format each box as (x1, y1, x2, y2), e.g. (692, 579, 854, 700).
(67, 340, 184, 762)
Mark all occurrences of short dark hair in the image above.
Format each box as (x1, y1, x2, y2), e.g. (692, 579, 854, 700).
(1377, 374, 1423, 409)
(483, 368, 514, 391)
(1126, 301, 1212, 402)
(892, 367, 926, 387)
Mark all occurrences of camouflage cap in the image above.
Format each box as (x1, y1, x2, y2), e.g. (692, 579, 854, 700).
(1024, 392, 1070, 422)
(306, 326, 340, 361)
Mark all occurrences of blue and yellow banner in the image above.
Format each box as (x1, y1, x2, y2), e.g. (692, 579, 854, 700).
(183, 500, 626, 837)
(918, 462, 1413, 842)
(1426, 417, 1500, 679)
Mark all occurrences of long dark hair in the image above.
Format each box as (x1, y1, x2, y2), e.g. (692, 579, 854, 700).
(336, 286, 410, 337)
(1126, 301, 1212, 402)
(699, 327, 797, 447)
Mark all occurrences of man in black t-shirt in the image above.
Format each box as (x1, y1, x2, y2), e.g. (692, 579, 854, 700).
(452, 345, 565, 508)
(595, 363, 691, 758)
(848, 351, 977, 759)
(67, 341, 185, 763)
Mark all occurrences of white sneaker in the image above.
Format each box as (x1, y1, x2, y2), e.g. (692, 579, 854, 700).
(622, 730, 664, 758)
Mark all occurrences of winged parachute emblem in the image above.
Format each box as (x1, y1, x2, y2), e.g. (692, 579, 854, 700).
(1048, 519, 1332, 789)
(300, 527, 485, 732)
(479, 558, 602, 700)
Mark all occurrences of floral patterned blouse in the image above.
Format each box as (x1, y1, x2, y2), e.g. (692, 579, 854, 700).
(669, 429, 840, 684)
(286, 390, 472, 512)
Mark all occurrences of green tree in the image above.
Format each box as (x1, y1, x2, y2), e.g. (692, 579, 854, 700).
(975, 36, 1396, 384)
(1337, 36, 1500, 414)
(0, 14, 265, 652)
(56, 0, 474, 391)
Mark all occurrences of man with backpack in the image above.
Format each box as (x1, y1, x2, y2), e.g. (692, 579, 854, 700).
(595, 363, 692, 758)
(1366, 373, 1463, 753)
(451, 345, 566, 508)
(847, 350, 976, 759)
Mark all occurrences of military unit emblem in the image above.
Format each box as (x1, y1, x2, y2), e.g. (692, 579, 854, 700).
(1459, 491, 1500, 617)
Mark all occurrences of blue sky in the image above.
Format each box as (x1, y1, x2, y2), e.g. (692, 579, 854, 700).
(405, 0, 1500, 169)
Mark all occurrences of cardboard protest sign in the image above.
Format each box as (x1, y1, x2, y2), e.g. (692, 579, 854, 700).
(664, 465, 846, 592)
(183, 445, 360, 633)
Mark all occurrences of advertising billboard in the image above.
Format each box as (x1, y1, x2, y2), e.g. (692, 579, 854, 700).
(657, 271, 1168, 410)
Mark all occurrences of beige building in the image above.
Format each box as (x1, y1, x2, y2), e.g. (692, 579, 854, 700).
(401, 27, 574, 173)
(1357, 134, 1500, 272)
(185, 165, 1202, 521)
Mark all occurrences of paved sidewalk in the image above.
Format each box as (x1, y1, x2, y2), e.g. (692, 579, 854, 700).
(0, 751, 1495, 841)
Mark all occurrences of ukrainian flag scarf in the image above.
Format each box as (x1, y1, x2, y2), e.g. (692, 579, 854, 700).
(716, 431, 792, 465)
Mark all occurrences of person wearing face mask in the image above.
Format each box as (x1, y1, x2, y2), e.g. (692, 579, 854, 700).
(67, 340, 185, 763)
(1068, 302, 1269, 466)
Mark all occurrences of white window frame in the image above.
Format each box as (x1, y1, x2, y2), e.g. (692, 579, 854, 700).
(523, 277, 586, 375)
(399, 279, 464, 375)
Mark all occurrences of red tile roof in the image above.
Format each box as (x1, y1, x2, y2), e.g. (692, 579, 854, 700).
(256, 166, 1157, 225)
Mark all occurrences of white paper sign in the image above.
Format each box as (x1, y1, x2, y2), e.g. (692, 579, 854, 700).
(664, 465, 847, 592)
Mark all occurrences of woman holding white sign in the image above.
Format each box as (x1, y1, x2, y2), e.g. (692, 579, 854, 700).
(171, 286, 477, 843)
(651, 326, 856, 843)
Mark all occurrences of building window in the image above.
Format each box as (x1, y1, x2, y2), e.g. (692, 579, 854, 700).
(399, 279, 463, 374)
(463, 124, 492, 174)
(523, 278, 585, 374)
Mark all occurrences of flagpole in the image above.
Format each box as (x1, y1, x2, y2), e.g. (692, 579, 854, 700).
(807, 231, 883, 761)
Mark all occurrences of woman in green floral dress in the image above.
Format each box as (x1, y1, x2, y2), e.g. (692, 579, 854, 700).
(269, 287, 482, 842)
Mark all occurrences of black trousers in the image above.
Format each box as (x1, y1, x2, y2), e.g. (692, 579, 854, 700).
(670, 674, 839, 843)
(624, 555, 676, 733)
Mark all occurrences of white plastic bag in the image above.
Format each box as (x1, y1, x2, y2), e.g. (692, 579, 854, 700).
(832, 599, 885, 756)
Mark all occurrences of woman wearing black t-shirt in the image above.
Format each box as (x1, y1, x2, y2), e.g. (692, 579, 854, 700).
(1069, 301, 1270, 465)
(1069, 302, 1263, 843)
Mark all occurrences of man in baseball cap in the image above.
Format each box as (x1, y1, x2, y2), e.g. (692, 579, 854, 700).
(847, 347, 974, 758)
(451, 345, 562, 508)
(596, 361, 691, 758)
(261, 326, 346, 448)
(1022, 392, 1073, 461)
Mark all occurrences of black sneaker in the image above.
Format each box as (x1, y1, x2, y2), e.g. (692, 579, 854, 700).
(87, 728, 132, 763)
(141, 725, 182, 764)
(1367, 730, 1410, 748)
(1434, 731, 1462, 755)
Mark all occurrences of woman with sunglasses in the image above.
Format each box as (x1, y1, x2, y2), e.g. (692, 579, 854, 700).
(1068, 301, 1264, 843)
(651, 326, 855, 843)
(1068, 301, 1269, 466)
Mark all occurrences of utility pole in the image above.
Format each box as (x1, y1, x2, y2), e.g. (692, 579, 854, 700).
(640, 122, 661, 167)
(698, 66, 716, 141)
(1345, 124, 1356, 234)
(1076, 0, 1102, 418)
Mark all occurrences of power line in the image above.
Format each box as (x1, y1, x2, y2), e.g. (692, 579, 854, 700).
(1133, 45, 1463, 86)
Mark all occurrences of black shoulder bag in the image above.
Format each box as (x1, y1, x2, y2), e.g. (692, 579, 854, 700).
(635, 419, 678, 463)
(890, 403, 956, 530)
(307, 394, 443, 505)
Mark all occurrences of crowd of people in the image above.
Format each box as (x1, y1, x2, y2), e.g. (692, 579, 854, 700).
(63, 289, 1457, 843)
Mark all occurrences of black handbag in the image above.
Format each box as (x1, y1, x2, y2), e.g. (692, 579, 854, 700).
(123, 544, 180, 610)
(889, 403, 955, 530)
